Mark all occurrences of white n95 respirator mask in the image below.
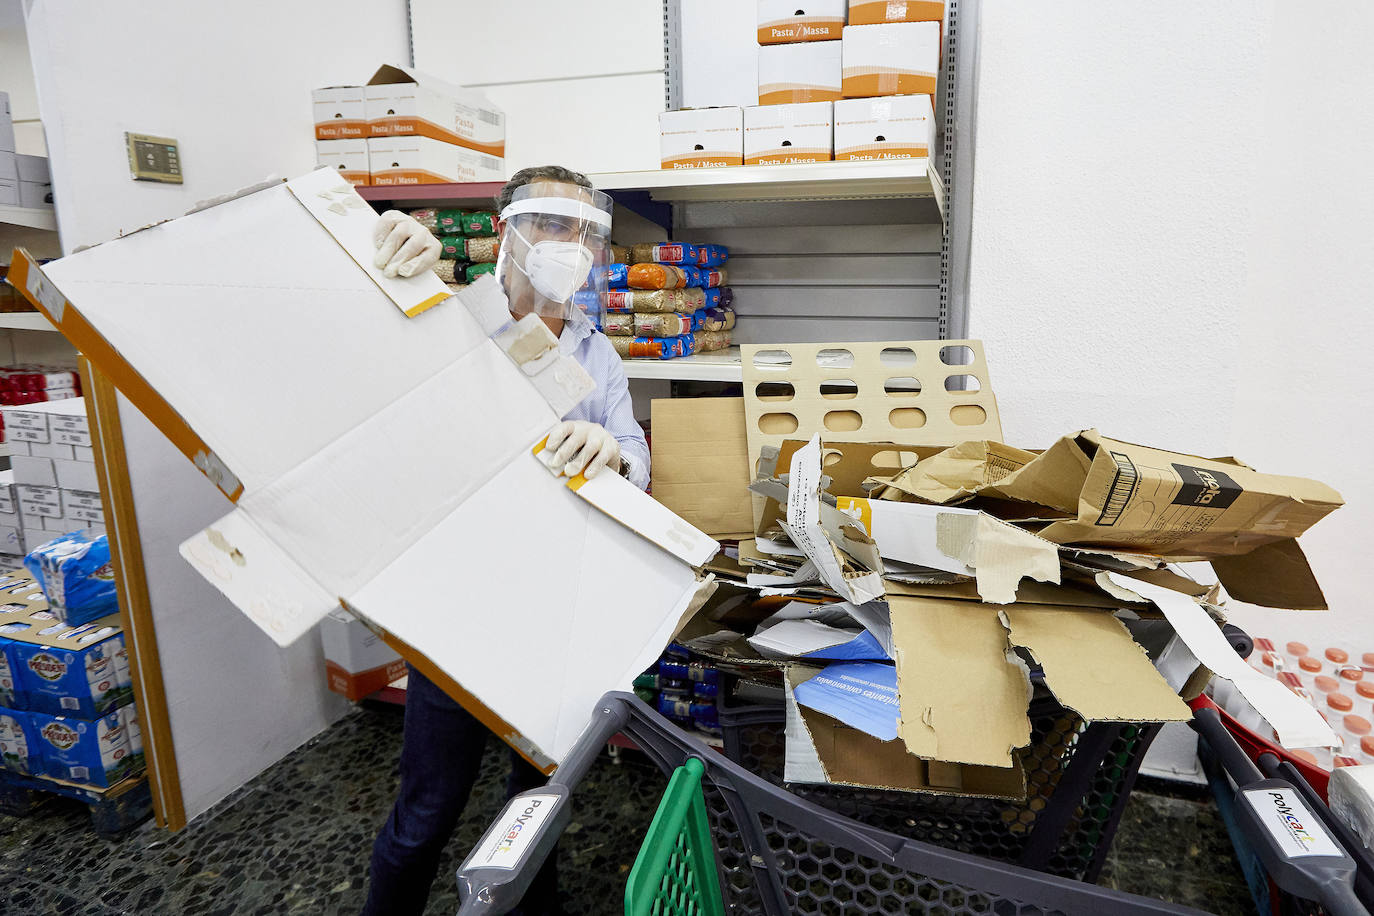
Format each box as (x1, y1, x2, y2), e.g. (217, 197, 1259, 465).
(495, 181, 614, 322)
(509, 230, 595, 304)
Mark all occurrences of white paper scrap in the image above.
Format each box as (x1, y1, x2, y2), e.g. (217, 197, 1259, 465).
(1106, 573, 1336, 749)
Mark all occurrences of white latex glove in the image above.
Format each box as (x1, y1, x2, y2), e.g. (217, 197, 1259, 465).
(372, 210, 442, 278)
(545, 420, 621, 480)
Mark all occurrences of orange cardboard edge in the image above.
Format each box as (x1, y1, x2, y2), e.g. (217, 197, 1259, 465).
(6, 249, 244, 502)
(377, 628, 556, 776)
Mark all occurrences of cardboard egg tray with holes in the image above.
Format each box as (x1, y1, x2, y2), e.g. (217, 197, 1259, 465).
(740, 340, 1002, 523)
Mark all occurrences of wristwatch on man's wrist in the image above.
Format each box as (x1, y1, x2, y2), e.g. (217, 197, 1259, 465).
(617, 455, 631, 479)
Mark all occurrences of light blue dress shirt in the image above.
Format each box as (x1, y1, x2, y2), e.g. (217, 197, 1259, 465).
(557, 310, 650, 491)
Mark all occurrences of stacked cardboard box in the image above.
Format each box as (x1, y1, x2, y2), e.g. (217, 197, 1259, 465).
(659, 1, 944, 169)
(0, 569, 143, 788)
(0, 91, 15, 206)
(654, 340, 1345, 797)
(315, 65, 507, 187)
(2, 397, 104, 567)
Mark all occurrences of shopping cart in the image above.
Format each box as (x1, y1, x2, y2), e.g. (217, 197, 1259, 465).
(714, 663, 1162, 885)
(1193, 702, 1373, 916)
(454, 691, 1206, 915)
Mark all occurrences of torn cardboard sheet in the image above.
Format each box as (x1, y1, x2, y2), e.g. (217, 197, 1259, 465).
(998, 604, 1191, 723)
(1106, 574, 1336, 749)
(870, 437, 1087, 514)
(749, 619, 889, 661)
(11, 169, 717, 768)
(785, 666, 1027, 798)
(832, 495, 1061, 603)
(889, 596, 1031, 768)
(780, 436, 884, 604)
(758, 599, 858, 628)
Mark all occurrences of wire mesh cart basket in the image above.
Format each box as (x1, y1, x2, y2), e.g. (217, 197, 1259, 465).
(454, 691, 1209, 915)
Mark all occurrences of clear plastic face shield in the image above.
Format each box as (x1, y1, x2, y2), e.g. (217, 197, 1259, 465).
(496, 181, 613, 324)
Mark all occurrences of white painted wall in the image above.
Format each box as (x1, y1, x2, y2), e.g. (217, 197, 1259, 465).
(410, 0, 665, 174)
(967, 1, 1374, 652)
(26, 0, 409, 253)
(24, 0, 411, 820)
(0, 0, 46, 155)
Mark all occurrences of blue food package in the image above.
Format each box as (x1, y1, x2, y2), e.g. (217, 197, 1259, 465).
(702, 287, 722, 309)
(0, 706, 43, 776)
(680, 265, 705, 288)
(650, 242, 700, 265)
(0, 637, 24, 709)
(30, 707, 141, 788)
(694, 244, 729, 268)
(24, 532, 119, 626)
(583, 263, 628, 290)
(10, 621, 132, 718)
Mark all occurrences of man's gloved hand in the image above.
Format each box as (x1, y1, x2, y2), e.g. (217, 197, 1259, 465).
(372, 210, 442, 278)
(545, 420, 622, 480)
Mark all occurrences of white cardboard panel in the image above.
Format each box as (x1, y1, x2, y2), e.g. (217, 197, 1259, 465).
(32, 174, 707, 766)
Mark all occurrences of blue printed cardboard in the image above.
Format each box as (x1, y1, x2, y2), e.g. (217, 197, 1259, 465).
(2, 608, 131, 718)
(791, 660, 901, 741)
(0, 637, 25, 709)
(0, 706, 44, 777)
(29, 708, 139, 788)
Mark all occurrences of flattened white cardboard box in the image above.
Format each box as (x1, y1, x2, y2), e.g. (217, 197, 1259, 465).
(7, 169, 717, 769)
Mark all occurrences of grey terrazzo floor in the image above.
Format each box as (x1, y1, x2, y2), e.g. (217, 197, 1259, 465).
(0, 702, 1256, 915)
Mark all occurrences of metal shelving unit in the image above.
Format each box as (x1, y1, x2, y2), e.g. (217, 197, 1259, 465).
(0, 205, 57, 232)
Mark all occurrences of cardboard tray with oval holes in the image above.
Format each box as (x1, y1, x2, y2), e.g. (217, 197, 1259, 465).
(740, 340, 1003, 523)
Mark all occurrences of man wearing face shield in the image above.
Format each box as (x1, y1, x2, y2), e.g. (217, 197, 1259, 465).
(361, 166, 648, 916)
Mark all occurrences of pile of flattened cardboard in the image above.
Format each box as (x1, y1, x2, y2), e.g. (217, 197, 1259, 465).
(656, 340, 1344, 798)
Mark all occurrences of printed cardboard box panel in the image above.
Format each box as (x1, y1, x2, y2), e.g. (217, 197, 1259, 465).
(849, 0, 945, 24)
(365, 64, 506, 159)
(9, 619, 131, 718)
(30, 440, 75, 460)
(367, 135, 504, 186)
(758, 41, 843, 106)
(0, 91, 14, 153)
(17, 484, 61, 519)
(30, 708, 139, 788)
(833, 94, 935, 162)
(316, 139, 370, 187)
(659, 107, 744, 170)
(784, 666, 1026, 797)
(841, 22, 942, 97)
(10, 170, 716, 771)
(873, 430, 1342, 608)
(744, 101, 834, 165)
(0, 638, 25, 709)
(0, 706, 43, 776)
(757, 0, 846, 44)
(321, 608, 406, 701)
(312, 86, 368, 140)
(649, 397, 754, 539)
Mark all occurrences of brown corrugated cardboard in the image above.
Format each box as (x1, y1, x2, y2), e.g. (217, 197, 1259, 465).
(786, 665, 1027, 797)
(1033, 431, 1343, 558)
(650, 397, 754, 539)
(889, 593, 1191, 769)
(740, 340, 1002, 526)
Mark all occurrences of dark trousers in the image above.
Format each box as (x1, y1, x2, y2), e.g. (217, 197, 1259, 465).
(362, 664, 559, 916)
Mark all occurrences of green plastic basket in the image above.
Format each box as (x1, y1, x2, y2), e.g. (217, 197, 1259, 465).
(625, 756, 725, 916)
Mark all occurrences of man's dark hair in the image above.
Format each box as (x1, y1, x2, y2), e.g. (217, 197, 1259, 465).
(494, 165, 593, 213)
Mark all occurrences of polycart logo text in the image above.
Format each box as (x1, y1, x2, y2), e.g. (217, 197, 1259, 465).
(495, 799, 542, 856)
(1270, 791, 1320, 849)
(27, 653, 66, 681)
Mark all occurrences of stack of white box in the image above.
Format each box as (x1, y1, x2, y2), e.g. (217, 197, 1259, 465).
(1, 398, 103, 565)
